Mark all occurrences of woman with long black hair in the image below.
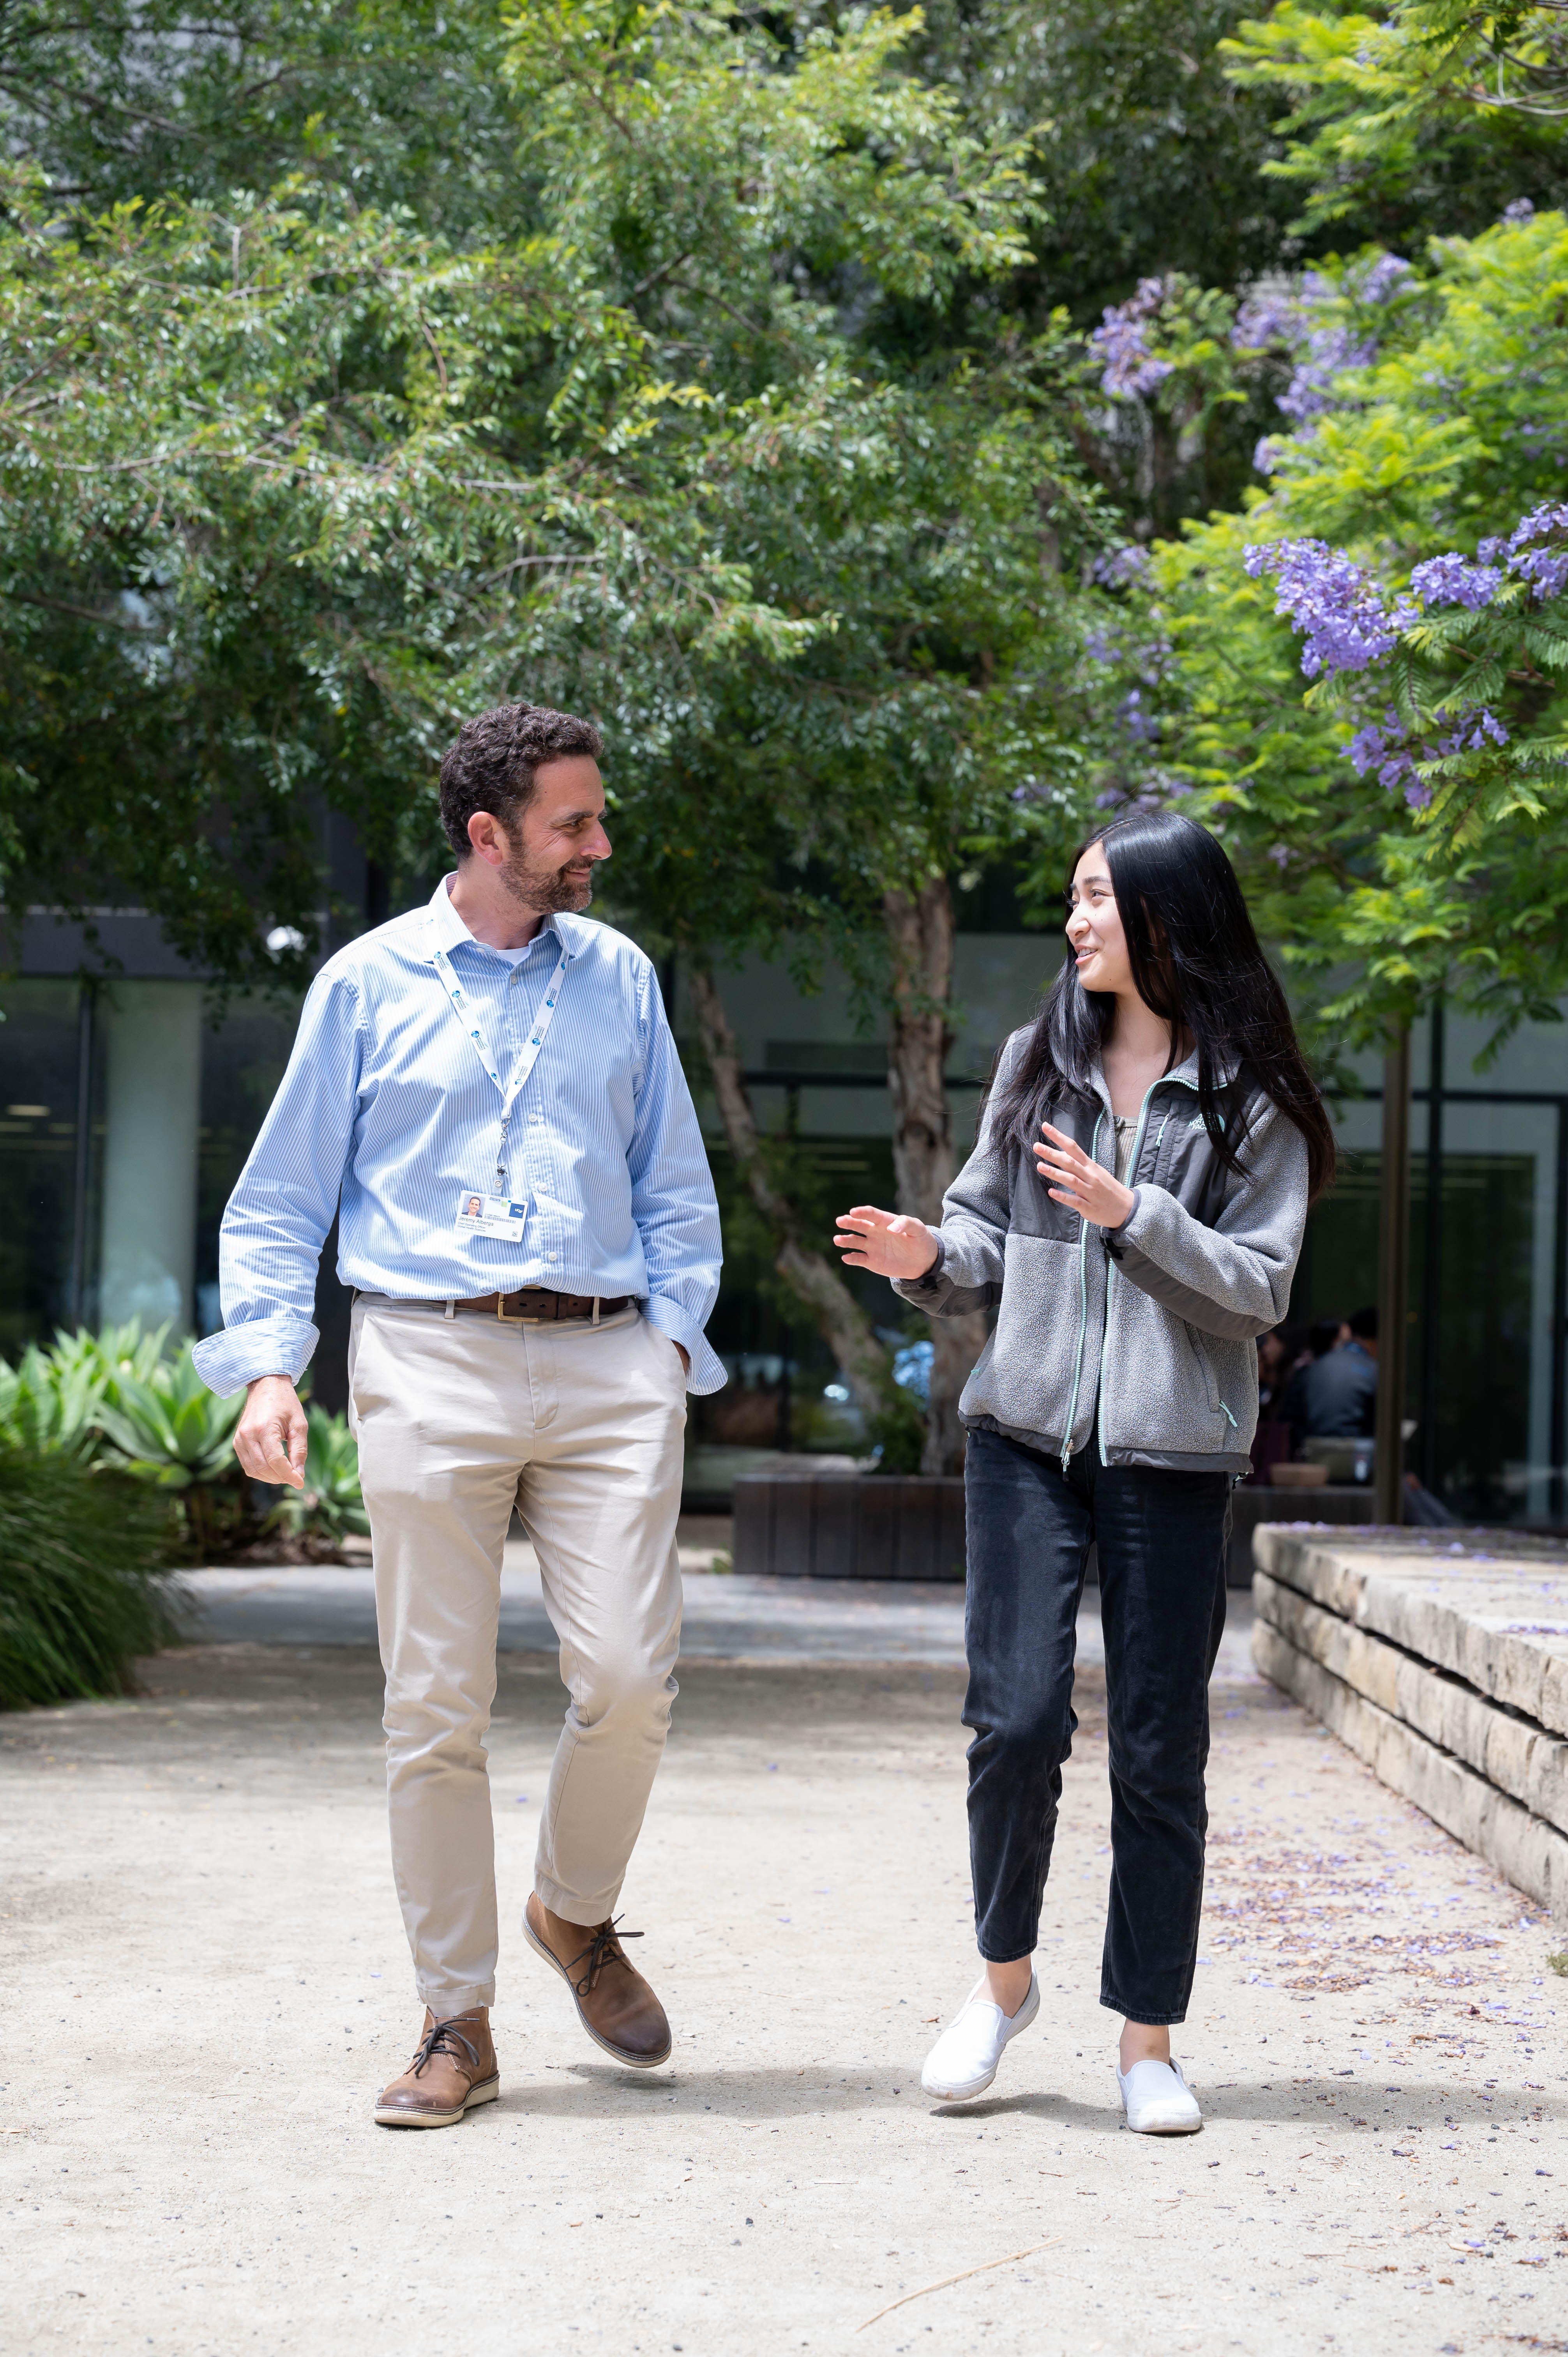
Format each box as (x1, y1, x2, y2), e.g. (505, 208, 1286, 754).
(835, 811, 1333, 2132)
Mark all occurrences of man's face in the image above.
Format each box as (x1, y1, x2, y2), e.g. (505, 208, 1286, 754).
(494, 756, 611, 915)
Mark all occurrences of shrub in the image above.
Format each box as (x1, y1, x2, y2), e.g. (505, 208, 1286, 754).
(0, 1447, 180, 1710)
(90, 1340, 249, 1560)
(265, 1407, 369, 1545)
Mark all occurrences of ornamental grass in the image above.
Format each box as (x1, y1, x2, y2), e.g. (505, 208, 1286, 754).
(0, 1447, 181, 1711)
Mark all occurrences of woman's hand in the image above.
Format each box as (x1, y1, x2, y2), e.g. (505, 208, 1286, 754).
(833, 1205, 940, 1281)
(1032, 1122, 1136, 1230)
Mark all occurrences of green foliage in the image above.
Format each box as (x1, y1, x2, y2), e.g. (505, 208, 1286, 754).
(0, 1321, 166, 1458)
(91, 1344, 247, 1491)
(88, 1339, 248, 1559)
(0, 2, 525, 239)
(266, 1407, 369, 1543)
(0, 1324, 367, 1557)
(1079, 211, 1568, 1047)
(1221, 0, 1568, 237)
(913, 0, 1310, 320)
(866, 1393, 928, 1474)
(0, 1446, 178, 1710)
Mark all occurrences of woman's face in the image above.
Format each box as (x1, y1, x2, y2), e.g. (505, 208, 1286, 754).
(1066, 843, 1134, 995)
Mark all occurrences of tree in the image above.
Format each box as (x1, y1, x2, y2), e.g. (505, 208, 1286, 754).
(912, 0, 1310, 321)
(0, 2, 525, 238)
(1064, 210, 1568, 1050)
(0, 5, 1127, 1469)
(492, 1, 1115, 1470)
(1220, 0, 1568, 242)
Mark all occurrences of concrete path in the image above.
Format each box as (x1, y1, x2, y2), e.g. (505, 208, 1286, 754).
(2, 1571, 1562, 2356)
(178, 1546, 980, 1667)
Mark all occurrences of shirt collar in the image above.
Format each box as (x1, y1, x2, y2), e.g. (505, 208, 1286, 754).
(427, 872, 565, 962)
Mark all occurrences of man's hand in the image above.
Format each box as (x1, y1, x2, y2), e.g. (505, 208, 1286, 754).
(1032, 1121, 1136, 1230)
(833, 1204, 940, 1281)
(234, 1375, 309, 1489)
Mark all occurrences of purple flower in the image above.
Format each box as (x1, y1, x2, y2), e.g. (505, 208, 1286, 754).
(1409, 553, 1503, 610)
(1503, 198, 1536, 224)
(1440, 706, 1510, 754)
(1347, 710, 1420, 796)
(1349, 253, 1413, 306)
(1245, 539, 1411, 677)
(1091, 278, 1174, 399)
(1503, 502, 1568, 597)
(1118, 688, 1161, 744)
(1233, 288, 1302, 352)
(1346, 702, 1508, 809)
(1253, 435, 1280, 475)
(1278, 329, 1373, 426)
(1091, 545, 1152, 589)
(1247, 255, 1409, 428)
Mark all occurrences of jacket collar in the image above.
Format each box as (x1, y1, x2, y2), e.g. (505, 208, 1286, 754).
(1085, 1044, 1235, 1117)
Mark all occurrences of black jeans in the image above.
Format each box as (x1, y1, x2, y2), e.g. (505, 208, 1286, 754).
(962, 1424, 1230, 2025)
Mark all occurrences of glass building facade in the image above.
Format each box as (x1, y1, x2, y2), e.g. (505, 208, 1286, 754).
(2, 907, 1564, 1522)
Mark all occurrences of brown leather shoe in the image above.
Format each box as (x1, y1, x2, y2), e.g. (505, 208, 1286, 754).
(524, 1894, 672, 2068)
(374, 2007, 499, 2128)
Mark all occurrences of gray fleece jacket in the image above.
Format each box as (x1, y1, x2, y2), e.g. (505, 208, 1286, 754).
(894, 1036, 1309, 1475)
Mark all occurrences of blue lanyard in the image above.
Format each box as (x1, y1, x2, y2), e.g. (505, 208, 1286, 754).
(428, 928, 570, 1193)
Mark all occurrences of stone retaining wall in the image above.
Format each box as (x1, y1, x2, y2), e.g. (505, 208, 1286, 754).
(1250, 1525, 1568, 1926)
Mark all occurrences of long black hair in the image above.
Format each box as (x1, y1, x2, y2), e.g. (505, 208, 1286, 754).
(989, 810, 1337, 1203)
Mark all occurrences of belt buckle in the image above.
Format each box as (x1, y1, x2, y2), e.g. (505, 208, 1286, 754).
(495, 1292, 540, 1324)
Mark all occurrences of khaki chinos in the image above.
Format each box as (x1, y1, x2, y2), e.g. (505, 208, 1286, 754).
(348, 1295, 687, 2015)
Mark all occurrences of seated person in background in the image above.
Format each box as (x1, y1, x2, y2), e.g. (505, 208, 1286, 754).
(1286, 1304, 1378, 1451)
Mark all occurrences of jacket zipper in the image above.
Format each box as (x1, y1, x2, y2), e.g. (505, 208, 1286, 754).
(1096, 1081, 1158, 1466)
(1097, 1073, 1202, 1466)
(1059, 1108, 1105, 1470)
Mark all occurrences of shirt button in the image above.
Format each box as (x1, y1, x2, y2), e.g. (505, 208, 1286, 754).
(547, 1253, 558, 1263)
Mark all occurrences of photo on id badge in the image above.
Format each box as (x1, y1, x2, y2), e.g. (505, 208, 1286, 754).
(456, 1191, 529, 1242)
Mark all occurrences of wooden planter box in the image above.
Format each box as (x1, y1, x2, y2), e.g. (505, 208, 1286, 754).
(733, 1470, 967, 1583)
(736, 1471, 1378, 1588)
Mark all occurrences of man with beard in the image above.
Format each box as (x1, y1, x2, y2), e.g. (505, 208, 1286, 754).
(194, 703, 723, 2126)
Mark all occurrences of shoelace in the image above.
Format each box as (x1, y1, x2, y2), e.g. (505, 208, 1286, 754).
(409, 2016, 482, 2079)
(565, 1915, 643, 1998)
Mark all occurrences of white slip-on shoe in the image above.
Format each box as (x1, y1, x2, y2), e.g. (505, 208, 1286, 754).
(1117, 2055, 1202, 2134)
(920, 1973, 1040, 2103)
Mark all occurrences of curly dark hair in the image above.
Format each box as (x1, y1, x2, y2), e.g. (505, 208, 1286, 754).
(438, 702, 603, 856)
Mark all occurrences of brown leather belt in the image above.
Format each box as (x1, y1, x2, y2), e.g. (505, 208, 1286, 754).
(451, 1288, 632, 1323)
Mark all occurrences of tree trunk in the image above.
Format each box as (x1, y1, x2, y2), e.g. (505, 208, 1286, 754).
(685, 961, 895, 1426)
(883, 877, 988, 1475)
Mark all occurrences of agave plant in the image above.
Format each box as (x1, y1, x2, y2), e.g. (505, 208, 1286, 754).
(267, 1408, 370, 1542)
(0, 1320, 174, 1460)
(92, 1342, 245, 1488)
(0, 1339, 107, 1458)
(91, 1341, 249, 1560)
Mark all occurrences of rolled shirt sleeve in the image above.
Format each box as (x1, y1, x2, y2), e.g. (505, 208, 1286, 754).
(190, 972, 363, 1394)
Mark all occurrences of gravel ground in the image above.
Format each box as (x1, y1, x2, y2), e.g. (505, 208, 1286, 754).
(2, 1581, 1563, 2357)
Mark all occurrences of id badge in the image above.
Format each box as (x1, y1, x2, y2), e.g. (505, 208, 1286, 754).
(454, 1191, 529, 1243)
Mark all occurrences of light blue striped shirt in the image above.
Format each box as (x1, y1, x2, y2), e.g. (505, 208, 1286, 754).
(192, 877, 725, 1396)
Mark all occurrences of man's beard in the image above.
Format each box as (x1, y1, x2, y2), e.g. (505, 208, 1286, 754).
(499, 845, 598, 916)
